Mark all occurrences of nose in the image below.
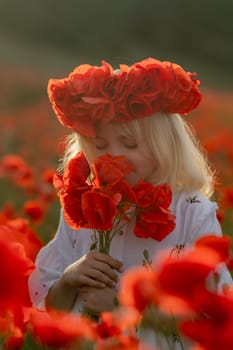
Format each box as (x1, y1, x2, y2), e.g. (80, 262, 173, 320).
(107, 144, 123, 157)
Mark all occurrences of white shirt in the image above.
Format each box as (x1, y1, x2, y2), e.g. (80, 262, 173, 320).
(28, 191, 232, 349)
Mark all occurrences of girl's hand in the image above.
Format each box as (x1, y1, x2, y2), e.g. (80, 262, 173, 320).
(79, 286, 118, 314)
(61, 251, 123, 290)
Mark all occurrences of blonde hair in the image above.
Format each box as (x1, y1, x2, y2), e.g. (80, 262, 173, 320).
(60, 113, 215, 198)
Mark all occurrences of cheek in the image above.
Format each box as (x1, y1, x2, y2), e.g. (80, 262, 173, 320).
(124, 154, 144, 177)
(82, 147, 96, 167)
(82, 143, 105, 165)
(131, 153, 156, 179)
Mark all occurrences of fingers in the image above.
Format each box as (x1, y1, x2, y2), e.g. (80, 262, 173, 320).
(80, 286, 117, 314)
(90, 252, 123, 272)
(76, 265, 115, 288)
(86, 252, 123, 286)
(82, 253, 119, 287)
(77, 275, 106, 289)
(63, 251, 123, 290)
(88, 265, 117, 287)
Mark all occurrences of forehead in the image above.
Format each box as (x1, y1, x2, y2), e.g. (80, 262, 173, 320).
(95, 121, 143, 140)
(96, 123, 130, 137)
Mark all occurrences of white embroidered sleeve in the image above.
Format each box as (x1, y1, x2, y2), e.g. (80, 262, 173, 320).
(28, 211, 75, 309)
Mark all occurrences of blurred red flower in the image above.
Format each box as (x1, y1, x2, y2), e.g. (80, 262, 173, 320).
(29, 309, 95, 347)
(157, 245, 222, 304)
(95, 309, 140, 350)
(0, 202, 16, 224)
(96, 308, 139, 339)
(220, 186, 233, 209)
(0, 218, 42, 261)
(96, 335, 140, 350)
(0, 228, 34, 312)
(180, 289, 233, 350)
(0, 314, 24, 350)
(23, 200, 45, 223)
(119, 266, 159, 312)
(0, 154, 34, 188)
(195, 234, 232, 265)
(41, 167, 56, 184)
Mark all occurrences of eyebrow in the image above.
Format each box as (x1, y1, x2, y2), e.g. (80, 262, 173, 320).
(94, 136, 106, 141)
(94, 134, 136, 142)
(120, 135, 137, 142)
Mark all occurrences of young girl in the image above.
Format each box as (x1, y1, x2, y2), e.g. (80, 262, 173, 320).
(29, 58, 232, 348)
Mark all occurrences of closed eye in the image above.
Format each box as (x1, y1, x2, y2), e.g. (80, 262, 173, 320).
(93, 138, 108, 150)
(124, 143, 138, 149)
(95, 144, 108, 150)
(121, 136, 138, 149)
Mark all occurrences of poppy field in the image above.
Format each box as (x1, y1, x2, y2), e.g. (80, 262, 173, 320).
(0, 64, 233, 349)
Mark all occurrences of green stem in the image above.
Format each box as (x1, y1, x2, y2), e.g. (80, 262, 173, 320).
(97, 206, 136, 255)
(105, 230, 110, 254)
(98, 230, 111, 254)
(98, 230, 104, 253)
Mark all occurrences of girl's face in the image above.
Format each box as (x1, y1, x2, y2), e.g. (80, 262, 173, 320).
(86, 123, 156, 184)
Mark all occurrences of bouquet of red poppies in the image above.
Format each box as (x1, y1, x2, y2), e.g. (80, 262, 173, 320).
(53, 152, 176, 253)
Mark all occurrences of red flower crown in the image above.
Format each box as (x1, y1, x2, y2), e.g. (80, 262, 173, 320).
(47, 57, 202, 137)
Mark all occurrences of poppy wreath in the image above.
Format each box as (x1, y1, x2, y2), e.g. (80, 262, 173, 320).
(47, 57, 202, 137)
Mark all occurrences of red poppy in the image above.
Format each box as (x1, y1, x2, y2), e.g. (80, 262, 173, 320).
(0, 154, 34, 188)
(53, 153, 89, 194)
(0, 314, 24, 350)
(108, 180, 137, 219)
(63, 151, 90, 189)
(134, 182, 176, 241)
(220, 186, 233, 209)
(99, 70, 128, 100)
(52, 171, 65, 192)
(53, 152, 92, 230)
(39, 168, 58, 202)
(95, 309, 140, 350)
(133, 181, 155, 207)
(119, 266, 159, 312)
(82, 191, 117, 230)
(0, 229, 34, 311)
(216, 209, 224, 224)
(60, 189, 88, 229)
(96, 313, 122, 339)
(41, 167, 55, 184)
(180, 289, 233, 350)
(48, 62, 115, 136)
(23, 200, 45, 223)
(0, 218, 43, 261)
(96, 308, 139, 339)
(0, 202, 16, 224)
(195, 234, 232, 263)
(134, 212, 176, 241)
(157, 246, 222, 304)
(29, 309, 95, 347)
(95, 335, 140, 350)
(92, 153, 133, 188)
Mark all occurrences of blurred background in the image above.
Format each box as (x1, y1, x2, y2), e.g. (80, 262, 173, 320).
(0, 0, 233, 88)
(0, 0, 232, 241)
